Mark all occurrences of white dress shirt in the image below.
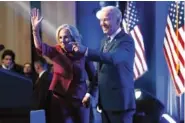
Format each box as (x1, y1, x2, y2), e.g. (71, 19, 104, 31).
(39, 70, 46, 78)
(85, 27, 122, 56)
(2, 64, 14, 70)
(109, 27, 122, 43)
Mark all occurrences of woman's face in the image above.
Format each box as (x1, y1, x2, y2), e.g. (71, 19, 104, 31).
(58, 28, 73, 45)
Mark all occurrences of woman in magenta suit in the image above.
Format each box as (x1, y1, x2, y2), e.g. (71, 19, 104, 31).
(30, 8, 97, 123)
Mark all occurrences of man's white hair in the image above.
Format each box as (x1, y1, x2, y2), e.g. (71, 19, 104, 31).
(56, 24, 82, 43)
(96, 6, 122, 24)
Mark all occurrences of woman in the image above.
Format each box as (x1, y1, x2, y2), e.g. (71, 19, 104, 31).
(30, 8, 97, 123)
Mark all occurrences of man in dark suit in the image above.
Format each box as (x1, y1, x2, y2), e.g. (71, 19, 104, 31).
(31, 57, 52, 123)
(71, 6, 136, 123)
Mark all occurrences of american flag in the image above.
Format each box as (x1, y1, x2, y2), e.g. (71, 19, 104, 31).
(163, 1, 185, 95)
(122, 1, 148, 80)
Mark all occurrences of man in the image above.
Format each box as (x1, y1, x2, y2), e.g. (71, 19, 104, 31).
(23, 63, 32, 78)
(71, 6, 136, 123)
(0, 49, 22, 74)
(31, 57, 52, 117)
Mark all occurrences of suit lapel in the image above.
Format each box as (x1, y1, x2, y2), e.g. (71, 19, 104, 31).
(34, 71, 46, 87)
(98, 37, 109, 70)
(35, 78, 39, 85)
(107, 30, 126, 52)
(99, 40, 116, 70)
(99, 30, 125, 71)
(106, 39, 116, 52)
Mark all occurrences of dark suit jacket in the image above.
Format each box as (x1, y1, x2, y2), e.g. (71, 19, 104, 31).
(36, 43, 97, 104)
(86, 30, 136, 111)
(0, 64, 23, 74)
(31, 71, 52, 110)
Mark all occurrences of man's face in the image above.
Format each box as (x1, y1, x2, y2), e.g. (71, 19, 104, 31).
(2, 55, 13, 67)
(34, 63, 40, 74)
(99, 10, 118, 35)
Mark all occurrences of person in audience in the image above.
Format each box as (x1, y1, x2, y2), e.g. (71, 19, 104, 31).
(23, 62, 32, 78)
(0, 49, 22, 74)
(23, 62, 37, 84)
(30, 8, 97, 123)
(31, 57, 52, 123)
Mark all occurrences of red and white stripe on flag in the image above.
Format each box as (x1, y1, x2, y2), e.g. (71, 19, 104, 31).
(122, 1, 148, 80)
(163, 1, 185, 95)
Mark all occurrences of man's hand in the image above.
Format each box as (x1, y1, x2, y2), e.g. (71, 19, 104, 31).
(82, 94, 91, 108)
(62, 43, 73, 53)
(69, 42, 87, 54)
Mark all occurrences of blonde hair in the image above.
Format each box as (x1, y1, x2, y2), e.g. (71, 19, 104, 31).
(56, 24, 82, 43)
